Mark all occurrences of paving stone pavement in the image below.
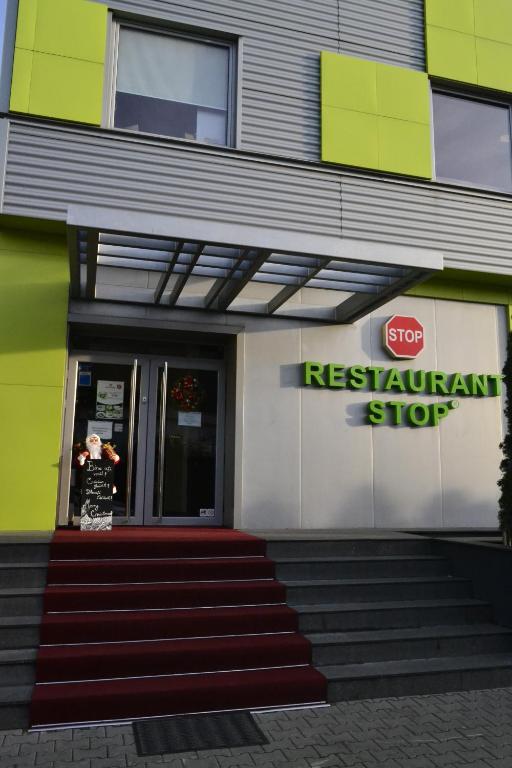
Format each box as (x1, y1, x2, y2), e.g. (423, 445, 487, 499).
(3, 687, 512, 768)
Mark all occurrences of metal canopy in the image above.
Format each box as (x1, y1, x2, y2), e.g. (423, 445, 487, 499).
(67, 224, 443, 324)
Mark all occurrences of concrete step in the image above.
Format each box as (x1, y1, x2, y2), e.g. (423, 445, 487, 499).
(266, 538, 433, 560)
(0, 588, 44, 617)
(0, 684, 32, 730)
(308, 624, 512, 666)
(296, 598, 493, 633)
(0, 616, 41, 649)
(0, 563, 48, 589)
(0, 649, 37, 685)
(275, 555, 450, 581)
(322, 653, 512, 701)
(0, 539, 50, 564)
(285, 576, 472, 605)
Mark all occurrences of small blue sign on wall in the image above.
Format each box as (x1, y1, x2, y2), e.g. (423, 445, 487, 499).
(78, 370, 92, 387)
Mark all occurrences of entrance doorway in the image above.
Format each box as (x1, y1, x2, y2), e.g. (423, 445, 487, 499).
(59, 352, 225, 526)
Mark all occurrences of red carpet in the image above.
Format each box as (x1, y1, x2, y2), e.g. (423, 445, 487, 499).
(31, 528, 326, 727)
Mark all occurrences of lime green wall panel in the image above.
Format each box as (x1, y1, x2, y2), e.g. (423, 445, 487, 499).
(0, 384, 64, 532)
(10, 0, 107, 126)
(321, 52, 432, 179)
(426, 0, 512, 93)
(15, 0, 37, 50)
(0, 229, 68, 532)
(9, 48, 32, 113)
(378, 118, 432, 178)
(426, 26, 477, 84)
(34, 0, 108, 63)
(476, 38, 512, 92)
(321, 51, 377, 113)
(321, 105, 379, 168)
(474, 0, 512, 45)
(425, 0, 474, 34)
(29, 53, 104, 124)
(376, 63, 430, 124)
(408, 273, 512, 306)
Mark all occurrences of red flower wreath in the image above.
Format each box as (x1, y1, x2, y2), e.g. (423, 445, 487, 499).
(170, 374, 204, 412)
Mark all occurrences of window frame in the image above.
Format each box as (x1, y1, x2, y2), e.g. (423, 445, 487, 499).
(105, 18, 238, 149)
(431, 82, 512, 196)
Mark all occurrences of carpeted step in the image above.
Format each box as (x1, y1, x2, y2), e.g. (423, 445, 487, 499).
(50, 529, 266, 560)
(31, 666, 327, 727)
(44, 580, 286, 612)
(36, 634, 311, 682)
(47, 557, 274, 585)
(40, 604, 299, 645)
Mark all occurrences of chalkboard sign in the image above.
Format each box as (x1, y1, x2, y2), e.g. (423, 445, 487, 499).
(80, 460, 114, 531)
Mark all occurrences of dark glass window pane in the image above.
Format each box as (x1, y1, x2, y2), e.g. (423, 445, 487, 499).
(433, 93, 512, 192)
(115, 93, 227, 144)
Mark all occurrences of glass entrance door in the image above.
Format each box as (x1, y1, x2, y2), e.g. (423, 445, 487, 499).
(144, 360, 224, 526)
(60, 353, 224, 527)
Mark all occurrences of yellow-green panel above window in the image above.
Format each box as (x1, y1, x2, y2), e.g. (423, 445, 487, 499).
(10, 0, 108, 126)
(425, 0, 512, 93)
(320, 52, 432, 179)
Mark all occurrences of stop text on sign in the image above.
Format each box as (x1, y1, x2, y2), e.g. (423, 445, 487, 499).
(384, 315, 424, 359)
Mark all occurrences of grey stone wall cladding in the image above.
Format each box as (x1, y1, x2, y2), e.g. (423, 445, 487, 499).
(5, 0, 512, 274)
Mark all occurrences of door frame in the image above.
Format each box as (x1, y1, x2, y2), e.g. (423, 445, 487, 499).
(143, 357, 225, 527)
(58, 351, 225, 527)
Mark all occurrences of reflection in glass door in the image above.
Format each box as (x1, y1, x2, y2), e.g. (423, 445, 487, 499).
(60, 354, 224, 527)
(146, 361, 224, 526)
(61, 354, 149, 526)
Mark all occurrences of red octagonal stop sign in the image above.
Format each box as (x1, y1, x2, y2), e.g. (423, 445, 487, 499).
(383, 315, 425, 359)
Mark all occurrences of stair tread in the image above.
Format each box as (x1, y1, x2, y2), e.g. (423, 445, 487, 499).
(46, 579, 281, 592)
(31, 666, 327, 727)
(39, 633, 305, 656)
(34, 665, 324, 693)
(50, 557, 268, 565)
(321, 653, 512, 680)
(0, 685, 33, 704)
(36, 634, 311, 681)
(276, 555, 446, 564)
(0, 587, 45, 596)
(307, 624, 512, 645)
(0, 616, 43, 627)
(284, 576, 467, 587)
(294, 598, 490, 613)
(0, 649, 37, 663)
(0, 563, 47, 570)
(42, 604, 296, 622)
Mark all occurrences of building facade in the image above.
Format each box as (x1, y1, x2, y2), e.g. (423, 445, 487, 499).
(0, 0, 510, 533)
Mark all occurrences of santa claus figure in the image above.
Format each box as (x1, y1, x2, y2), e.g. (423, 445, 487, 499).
(76, 434, 120, 466)
(75, 434, 120, 493)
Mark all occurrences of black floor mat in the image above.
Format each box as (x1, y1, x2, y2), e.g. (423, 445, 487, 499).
(133, 711, 269, 756)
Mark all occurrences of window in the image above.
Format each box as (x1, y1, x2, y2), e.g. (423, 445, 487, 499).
(433, 92, 512, 193)
(113, 26, 235, 146)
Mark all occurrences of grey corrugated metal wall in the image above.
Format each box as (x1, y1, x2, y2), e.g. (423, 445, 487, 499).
(341, 173, 512, 275)
(4, 0, 512, 277)
(339, 0, 425, 70)
(103, 0, 339, 161)
(102, 0, 425, 161)
(6, 118, 512, 277)
(2, 121, 341, 235)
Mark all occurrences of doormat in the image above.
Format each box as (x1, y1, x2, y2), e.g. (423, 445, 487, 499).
(133, 711, 269, 756)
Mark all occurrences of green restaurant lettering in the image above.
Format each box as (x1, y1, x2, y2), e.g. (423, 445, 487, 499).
(303, 362, 503, 428)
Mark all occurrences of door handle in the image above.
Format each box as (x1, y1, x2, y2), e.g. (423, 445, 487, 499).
(157, 362, 168, 519)
(126, 359, 138, 518)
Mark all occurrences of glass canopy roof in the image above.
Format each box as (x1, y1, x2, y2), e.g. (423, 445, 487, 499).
(68, 227, 441, 324)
